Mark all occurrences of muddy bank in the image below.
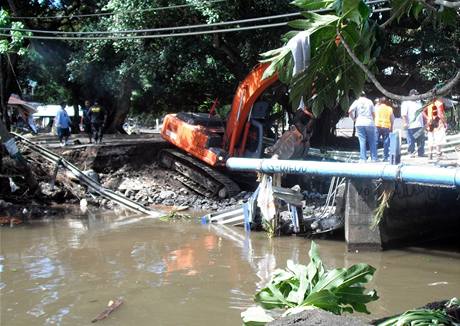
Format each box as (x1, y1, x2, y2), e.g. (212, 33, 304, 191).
(1, 139, 330, 221)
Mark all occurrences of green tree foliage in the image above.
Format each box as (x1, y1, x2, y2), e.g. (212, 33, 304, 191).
(3, 0, 459, 133)
(62, 0, 294, 130)
(0, 7, 31, 127)
(260, 0, 459, 118)
(0, 8, 30, 55)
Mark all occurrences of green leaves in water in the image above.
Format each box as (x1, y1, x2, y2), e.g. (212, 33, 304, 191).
(376, 309, 456, 326)
(377, 298, 460, 326)
(241, 241, 378, 325)
(159, 211, 192, 222)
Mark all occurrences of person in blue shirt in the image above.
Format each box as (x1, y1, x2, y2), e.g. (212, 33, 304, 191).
(55, 102, 71, 146)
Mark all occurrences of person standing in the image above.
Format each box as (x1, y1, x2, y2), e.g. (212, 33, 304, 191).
(401, 89, 425, 157)
(423, 98, 447, 160)
(375, 97, 394, 162)
(55, 102, 71, 146)
(349, 94, 377, 162)
(80, 100, 93, 143)
(88, 101, 106, 144)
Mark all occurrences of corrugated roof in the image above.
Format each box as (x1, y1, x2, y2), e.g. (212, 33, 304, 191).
(7, 94, 39, 113)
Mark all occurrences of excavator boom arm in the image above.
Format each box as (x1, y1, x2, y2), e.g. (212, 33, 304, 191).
(224, 63, 278, 156)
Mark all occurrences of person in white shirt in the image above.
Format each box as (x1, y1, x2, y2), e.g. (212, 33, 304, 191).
(401, 89, 425, 157)
(349, 94, 377, 162)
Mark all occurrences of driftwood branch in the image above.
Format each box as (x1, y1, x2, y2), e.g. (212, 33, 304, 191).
(91, 298, 123, 323)
(337, 30, 460, 101)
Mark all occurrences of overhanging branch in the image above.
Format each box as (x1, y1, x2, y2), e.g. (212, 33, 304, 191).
(434, 0, 460, 7)
(416, 0, 438, 11)
(337, 30, 460, 101)
(380, 4, 407, 28)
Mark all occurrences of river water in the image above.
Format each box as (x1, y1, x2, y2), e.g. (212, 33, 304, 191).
(1, 210, 459, 326)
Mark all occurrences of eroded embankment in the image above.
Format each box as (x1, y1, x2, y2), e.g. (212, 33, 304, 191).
(1, 134, 328, 223)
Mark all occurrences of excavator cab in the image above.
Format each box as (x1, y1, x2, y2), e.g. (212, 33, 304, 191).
(243, 100, 272, 158)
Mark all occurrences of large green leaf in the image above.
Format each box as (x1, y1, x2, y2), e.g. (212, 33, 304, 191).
(342, 0, 361, 23)
(335, 287, 379, 314)
(268, 281, 296, 307)
(302, 290, 342, 314)
(312, 263, 376, 293)
(260, 46, 289, 60)
(261, 47, 291, 79)
(291, 0, 335, 10)
(278, 56, 294, 84)
(291, 12, 339, 33)
(336, 264, 376, 289)
(306, 241, 325, 289)
(255, 278, 296, 309)
(285, 261, 309, 305)
(335, 287, 378, 304)
(255, 290, 286, 309)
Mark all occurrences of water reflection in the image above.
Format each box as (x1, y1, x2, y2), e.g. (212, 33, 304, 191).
(0, 210, 459, 326)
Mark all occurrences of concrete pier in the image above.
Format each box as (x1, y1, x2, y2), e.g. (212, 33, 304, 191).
(345, 179, 382, 251)
(344, 179, 460, 251)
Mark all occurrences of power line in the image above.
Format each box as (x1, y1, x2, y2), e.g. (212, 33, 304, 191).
(0, 21, 290, 41)
(1, 0, 390, 36)
(0, 8, 392, 41)
(10, 0, 227, 20)
(9, 0, 388, 21)
(2, 12, 303, 35)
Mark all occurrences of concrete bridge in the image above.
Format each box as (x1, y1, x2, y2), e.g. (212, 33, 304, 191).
(227, 157, 460, 250)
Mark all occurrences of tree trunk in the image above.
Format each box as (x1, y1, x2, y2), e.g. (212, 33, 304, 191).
(310, 106, 342, 148)
(0, 118, 13, 143)
(210, 34, 248, 81)
(0, 55, 8, 127)
(0, 54, 15, 130)
(105, 78, 134, 133)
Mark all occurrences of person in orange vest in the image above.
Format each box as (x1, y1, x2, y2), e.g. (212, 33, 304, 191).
(374, 97, 394, 162)
(423, 98, 447, 160)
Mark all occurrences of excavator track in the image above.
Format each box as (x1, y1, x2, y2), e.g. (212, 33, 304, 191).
(159, 149, 240, 198)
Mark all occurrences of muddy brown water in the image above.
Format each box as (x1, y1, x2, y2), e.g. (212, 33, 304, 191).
(1, 210, 459, 326)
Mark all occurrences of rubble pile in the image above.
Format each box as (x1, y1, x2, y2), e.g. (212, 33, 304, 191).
(98, 163, 251, 211)
(2, 146, 333, 222)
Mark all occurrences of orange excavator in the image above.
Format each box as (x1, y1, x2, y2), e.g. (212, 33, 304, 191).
(160, 63, 308, 198)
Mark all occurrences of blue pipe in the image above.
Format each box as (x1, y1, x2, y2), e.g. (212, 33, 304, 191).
(226, 158, 460, 188)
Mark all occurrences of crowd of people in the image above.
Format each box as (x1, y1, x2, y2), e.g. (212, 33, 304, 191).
(349, 90, 447, 162)
(54, 100, 106, 146)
